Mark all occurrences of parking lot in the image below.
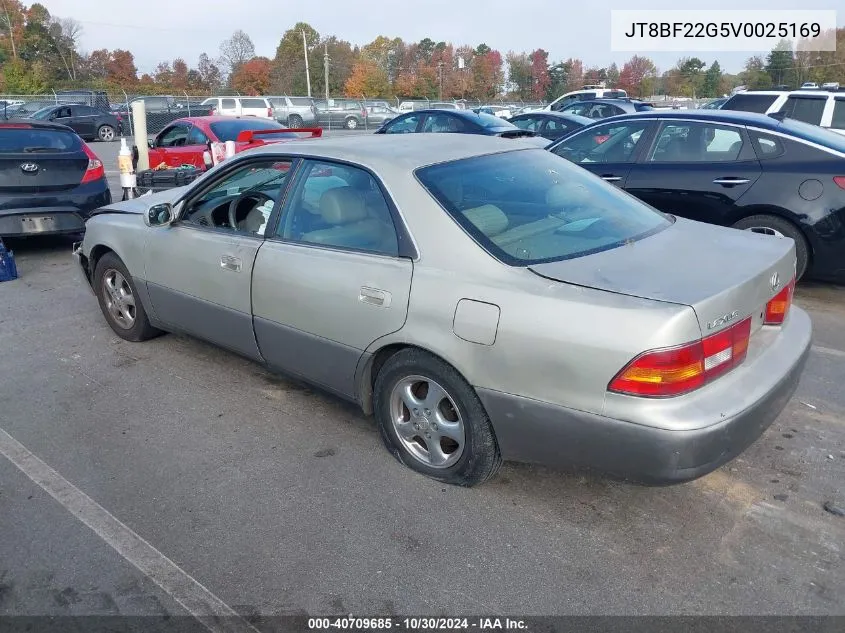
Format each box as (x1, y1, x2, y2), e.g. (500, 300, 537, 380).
(1, 213, 844, 622)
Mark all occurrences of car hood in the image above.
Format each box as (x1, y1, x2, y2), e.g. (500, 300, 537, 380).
(92, 186, 189, 216)
(529, 216, 796, 336)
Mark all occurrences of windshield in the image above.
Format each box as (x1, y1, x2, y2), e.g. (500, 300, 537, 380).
(0, 127, 82, 153)
(779, 117, 845, 153)
(209, 119, 297, 142)
(29, 107, 56, 120)
(416, 149, 671, 266)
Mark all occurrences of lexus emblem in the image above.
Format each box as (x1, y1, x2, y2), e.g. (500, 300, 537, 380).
(20, 162, 39, 173)
(770, 272, 781, 292)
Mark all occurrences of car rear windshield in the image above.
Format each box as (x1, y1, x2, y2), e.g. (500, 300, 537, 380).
(468, 112, 516, 129)
(778, 117, 845, 153)
(210, 120, 297, 142)
(0, 126, 82, 153)
(416, 149, 671, 266)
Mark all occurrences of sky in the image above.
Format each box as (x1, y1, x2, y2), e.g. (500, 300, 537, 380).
(38, 0, 844, 76)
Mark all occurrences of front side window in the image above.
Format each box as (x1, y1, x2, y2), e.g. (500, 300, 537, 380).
(649, 123, 744, 162)
(511, 116, 541, 131)
(278, 160, 399, 256)
(182, 159, 294, 234)
(416, 149, 671, 265)
(384, 114, 421, 134)
(157, 125, 189, 147)
(550, 120, 651, 164)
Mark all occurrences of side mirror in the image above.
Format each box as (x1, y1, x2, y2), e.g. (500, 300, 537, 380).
(145, 203, 174, 227)
(147, 139, 155, 149)
(202, 150, 213, 168)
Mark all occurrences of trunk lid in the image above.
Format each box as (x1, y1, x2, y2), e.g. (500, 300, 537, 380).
(0, 126, 88, 193)
(0, 154, 88, 193)
(528, 217, 796, 336)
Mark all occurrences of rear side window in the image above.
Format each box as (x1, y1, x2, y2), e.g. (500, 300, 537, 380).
(831, 99, 845, 130)
(241, 98, 267, 108)
(0, 127, 82, 153)
(416, 149, 671, 266)
(723, 94, 779, 114)
(777, 96, 826, 125)
(345, 102, 361, 111)
(221, 98, 236, 109)
(289, 97, 312, 106)
(748, 131, 785, 160)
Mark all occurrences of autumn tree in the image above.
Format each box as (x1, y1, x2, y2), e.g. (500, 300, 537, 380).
(197, 52, 222, 91)
(231, 56, 271, 94)
(618, 55, 657, 96)
(170, 58, 189, 90)
(470, 48, 503, 100)
(529, 49, 549, 101)
(563, 58, 583, 91)
(344, 59, 389, 97)
(314, 36, 356, 98)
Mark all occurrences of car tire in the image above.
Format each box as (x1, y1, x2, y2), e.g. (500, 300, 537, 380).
(345, 117, 358, 130)
(288, 114, 303, 128)
(732, 214, 810, 281)
(373, 348, 502, 487)
(97, 125, 115, 142)
(94, 252, 162, 342)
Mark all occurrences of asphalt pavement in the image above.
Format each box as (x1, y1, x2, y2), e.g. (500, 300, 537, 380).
(0, 170, 844, 623)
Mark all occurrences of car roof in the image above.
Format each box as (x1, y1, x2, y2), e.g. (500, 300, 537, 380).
(578, 108, 822, 133)
(242, 133, 531, 171)
(0, 118, 80, 131)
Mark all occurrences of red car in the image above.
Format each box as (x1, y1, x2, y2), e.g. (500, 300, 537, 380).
(142, 116, 322, 170)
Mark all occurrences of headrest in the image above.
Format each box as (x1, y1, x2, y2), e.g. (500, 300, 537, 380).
(319, 187, 368, 224)
(546, 182, 591, 207)
(463, 204, 508, 237)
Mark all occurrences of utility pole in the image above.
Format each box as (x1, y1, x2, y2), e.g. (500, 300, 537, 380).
(438, 61, 444, 100)
(324, 43, 330, 100)
(301, 29, 312, 97)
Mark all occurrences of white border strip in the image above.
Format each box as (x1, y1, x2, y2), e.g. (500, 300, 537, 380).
(0, 427, 260, 633)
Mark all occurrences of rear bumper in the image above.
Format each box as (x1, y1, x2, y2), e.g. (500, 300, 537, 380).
(0, 186, 111, 236)
(478, 307, 812, 484)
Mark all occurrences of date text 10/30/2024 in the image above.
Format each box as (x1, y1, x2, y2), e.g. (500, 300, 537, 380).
(307, 617, 529, 630)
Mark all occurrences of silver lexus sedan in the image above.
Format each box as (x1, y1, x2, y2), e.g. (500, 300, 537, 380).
(74, 134, 812, 487)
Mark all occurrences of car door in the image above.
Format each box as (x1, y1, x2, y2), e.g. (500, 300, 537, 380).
(69, 105, 97, 138)
(52, 106, 79, 135)
(624, 120, 762, 225)
(548, 118, 657, 187)
(149, 123, 193, 168)
(144, 156, 297, 359)
(251, 159, 413, 398)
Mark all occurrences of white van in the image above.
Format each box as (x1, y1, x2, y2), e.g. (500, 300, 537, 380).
(201, 96, 274, 119)
(546, 88, 628, 111)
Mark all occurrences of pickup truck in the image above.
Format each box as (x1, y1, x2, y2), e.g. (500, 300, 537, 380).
(119, 96, 214, 133)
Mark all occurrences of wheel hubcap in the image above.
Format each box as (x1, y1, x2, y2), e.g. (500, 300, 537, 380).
(744, 226, 784, 238)
(389, 375, 465, 469)
(102, 269, 136, 329)
(101, 127, 114, 141)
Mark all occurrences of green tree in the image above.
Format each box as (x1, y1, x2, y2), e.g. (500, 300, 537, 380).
(765, 40, 795, 87)
(677, 57, 706, 97)
(701, 60, 722, 97)
(606, 62, 620, 88)
(740, 55, 772, 89)
(506, 51, 532, 99)
(1, 58, 48, 93)
(271, 22, 320, 95)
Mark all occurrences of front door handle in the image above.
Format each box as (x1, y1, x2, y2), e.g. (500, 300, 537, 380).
(220, 254, 242, 272)
(601, 175, 622, 182)
(359, 286, 391, 307)
(712, 178, 750, 186)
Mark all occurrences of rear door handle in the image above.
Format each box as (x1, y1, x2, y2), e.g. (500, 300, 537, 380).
(601, 175, 622, 182)
(712, 178, 750, 186)
(359, 286, 391, 307)
(220, 254, 242, 272)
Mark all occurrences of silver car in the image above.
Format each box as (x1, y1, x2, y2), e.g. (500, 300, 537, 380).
(74, 135, 811, 487)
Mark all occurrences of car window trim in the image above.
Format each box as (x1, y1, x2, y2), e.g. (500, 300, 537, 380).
(267, 156, 419, 260)
(642, 119, 753, 164)
(171, 155, 302, 240)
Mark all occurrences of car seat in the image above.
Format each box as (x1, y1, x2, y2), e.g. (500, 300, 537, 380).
(302, 187, 396, 253)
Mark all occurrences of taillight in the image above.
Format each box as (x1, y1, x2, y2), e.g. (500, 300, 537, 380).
(764, 278, 795, 325)
(834, 176, 845, 190)
(267, 107, 272, 117)
(609, 316, 752, 397)
(80, 143, 105, 184)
